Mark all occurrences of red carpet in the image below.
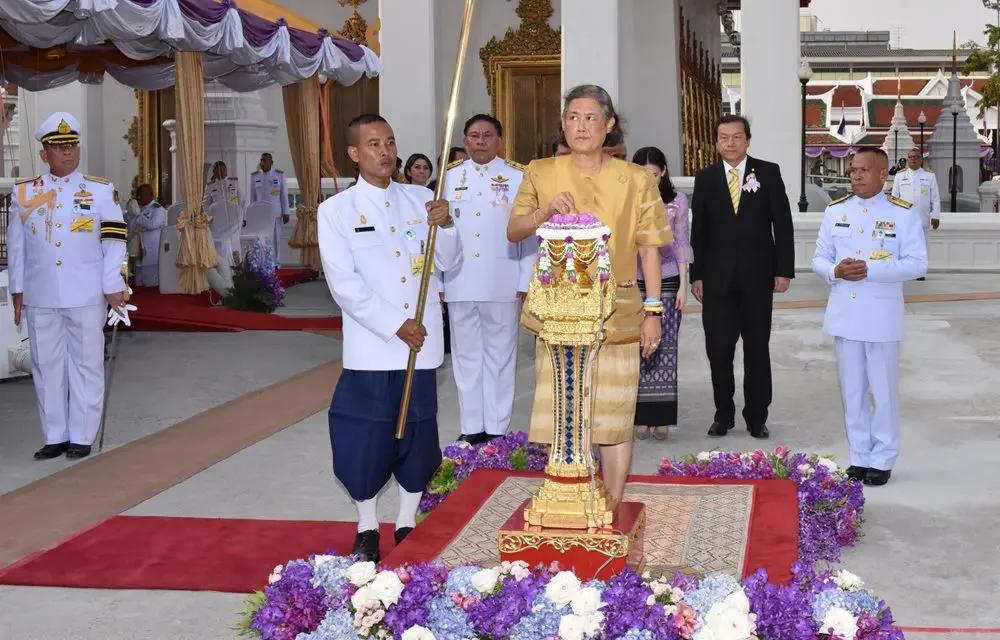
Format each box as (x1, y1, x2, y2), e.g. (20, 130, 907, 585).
(388, 471, 800, 584)
(0, 473, 798, 593)
(127, 268, 341, 332)
(0, 517, 395, 593)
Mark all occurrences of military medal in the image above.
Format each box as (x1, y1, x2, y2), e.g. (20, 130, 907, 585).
(454, 169, 467, 201)
(360, 214, 368, 225)
(490, 174, 510, 206)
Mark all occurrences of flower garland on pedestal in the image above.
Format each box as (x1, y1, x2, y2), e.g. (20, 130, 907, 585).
(239, 557, 902, 640)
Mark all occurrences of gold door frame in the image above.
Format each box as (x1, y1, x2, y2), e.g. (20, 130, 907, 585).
(480, 0, 561, 159)
(490, 54, 561, 160)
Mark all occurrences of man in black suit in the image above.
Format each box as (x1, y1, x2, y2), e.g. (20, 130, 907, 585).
(690, 115, 795, 439)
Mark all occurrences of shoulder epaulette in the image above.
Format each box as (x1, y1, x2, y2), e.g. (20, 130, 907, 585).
(828, 193, 854, 206)
(887, 195, 913, 209)
(84, 174, 111, 185)
(446, 159, 465, 170)
(15, 176, 39, 186)
(275, 169, 284, 173)
(504, 159, 526, 172)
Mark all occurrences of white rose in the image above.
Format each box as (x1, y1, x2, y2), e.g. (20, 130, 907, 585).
(832, 570, 864, 592)
(267, 564, 283, 585)
(570, 586, 605, 617)
(797, 463, 815, 477)
(693, 625, 719, 640)
(312, 555, 336, 568)
(704, 602, 756, 640)
(558, 614, 587, 640)
(545, 571, 582, 607)
(696, 452, 711, 462)
(470, 568, 500, 593)
(818, 457, 840, 472)
(370, 570, 406, 607)
(821, 606, 859, 640)
(722, 590, 751, 615)
(401, 625, 437, 640)
(351, 585, 375, 611)
(345, 561, 378, 587)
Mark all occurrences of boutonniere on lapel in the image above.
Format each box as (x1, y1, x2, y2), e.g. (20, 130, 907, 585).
(742, 171, 761, 193)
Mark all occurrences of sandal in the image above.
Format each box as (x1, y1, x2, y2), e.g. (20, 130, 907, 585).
(635, 426, 650, 440)
(651, 426, 668, 441)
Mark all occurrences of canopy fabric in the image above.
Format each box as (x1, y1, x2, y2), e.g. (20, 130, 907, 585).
(0, 0, 380, 92)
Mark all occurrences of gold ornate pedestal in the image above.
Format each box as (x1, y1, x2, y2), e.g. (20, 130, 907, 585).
(521, 232, 617, 530)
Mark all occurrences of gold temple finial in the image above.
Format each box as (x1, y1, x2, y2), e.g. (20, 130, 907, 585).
(896, 76, 901, 100)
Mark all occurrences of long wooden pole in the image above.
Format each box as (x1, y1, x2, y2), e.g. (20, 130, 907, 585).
(396, 0, 477, 439)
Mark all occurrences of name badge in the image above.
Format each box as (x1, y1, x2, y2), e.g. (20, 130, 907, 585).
(354, 226, 375, 233)
(920, 188, 929, 196)
(454, 186, 468, 191)
(834, 222, 850, 228)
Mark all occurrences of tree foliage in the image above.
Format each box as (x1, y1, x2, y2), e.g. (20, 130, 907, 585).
(964, 25, 1000, 117)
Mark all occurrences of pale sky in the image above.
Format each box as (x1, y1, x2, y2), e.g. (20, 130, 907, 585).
(807, 0, 996, 49)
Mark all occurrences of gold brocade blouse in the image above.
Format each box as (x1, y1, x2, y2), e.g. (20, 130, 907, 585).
(510, 155, 673, 344)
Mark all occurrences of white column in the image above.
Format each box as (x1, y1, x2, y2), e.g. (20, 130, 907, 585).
(562, 1, 619, 103)
(378, 0, 437, 157)
(740, 0, 800, 208)
(618, 0, 681, 170)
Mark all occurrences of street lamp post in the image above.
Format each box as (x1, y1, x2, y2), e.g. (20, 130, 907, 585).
(918, 111, 927, 158)
(797, 59, 813, 213)
(951, 102, 960, 213)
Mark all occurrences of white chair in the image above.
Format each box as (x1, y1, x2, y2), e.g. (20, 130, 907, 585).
(208, 201, 243, 266)
(241, 201, 278, 260)
(157, 225, 182, 294)
(166, 202, 185, 227)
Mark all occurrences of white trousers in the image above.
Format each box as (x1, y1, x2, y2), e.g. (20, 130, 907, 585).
(26, 305, 107, 446)
(273, 217, 284, 265)
(137, 264, 159, 287)
(448, 301, 520, 435)
(834, 338, 901, 471)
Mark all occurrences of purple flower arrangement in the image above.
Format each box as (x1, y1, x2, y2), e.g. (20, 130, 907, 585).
(240, 556, 902, 640)
(224, 239, 286, 313)
(417, 432, 547, 516)
(658, 448, 865, 566)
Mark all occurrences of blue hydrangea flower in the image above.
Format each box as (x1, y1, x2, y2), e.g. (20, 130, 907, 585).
(295, 607, 356, 640)
(685, 572, 742, 617)
(812, 587, 882, 622)
(426, 594, 474, 640)
(621, 629, 654, 640)
(509, 592, 565, 639)
(445, 565, 480, 598)
(310, 556, 354, 597)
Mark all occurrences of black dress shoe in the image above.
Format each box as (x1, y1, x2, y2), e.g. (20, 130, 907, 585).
(916, 276, 926, 281)
(394, 527, 413, 545)
(66, 444, 92, 460)
(352, 529, 381, 563)
(707, 421, 735, 437)
(747, 424, 770, 440)
(457, 433, 488, 446)
(846, 466, 868, 482)
(33, 442, 69, 460)
(863, 469, 892, 486)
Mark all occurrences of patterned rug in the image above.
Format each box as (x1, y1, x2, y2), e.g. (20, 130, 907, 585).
(435, 476, 755, 579)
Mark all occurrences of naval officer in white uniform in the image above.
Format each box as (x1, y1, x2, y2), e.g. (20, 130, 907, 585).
(250, 152, 289, 264)
(7, 111, 129, 460)
(319, 114, 461, 563)
(128, 183, 167, 286)
(891, 147, 940, 279)
(441, 114, 537, 445)
(813, 147, 927, 486)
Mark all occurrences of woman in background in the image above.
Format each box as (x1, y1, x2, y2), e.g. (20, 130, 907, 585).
(631, 146, 692, 441)
(404, 153, 433, 187)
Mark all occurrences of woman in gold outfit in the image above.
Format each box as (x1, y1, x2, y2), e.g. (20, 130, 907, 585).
(506, 84, 673, 505)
